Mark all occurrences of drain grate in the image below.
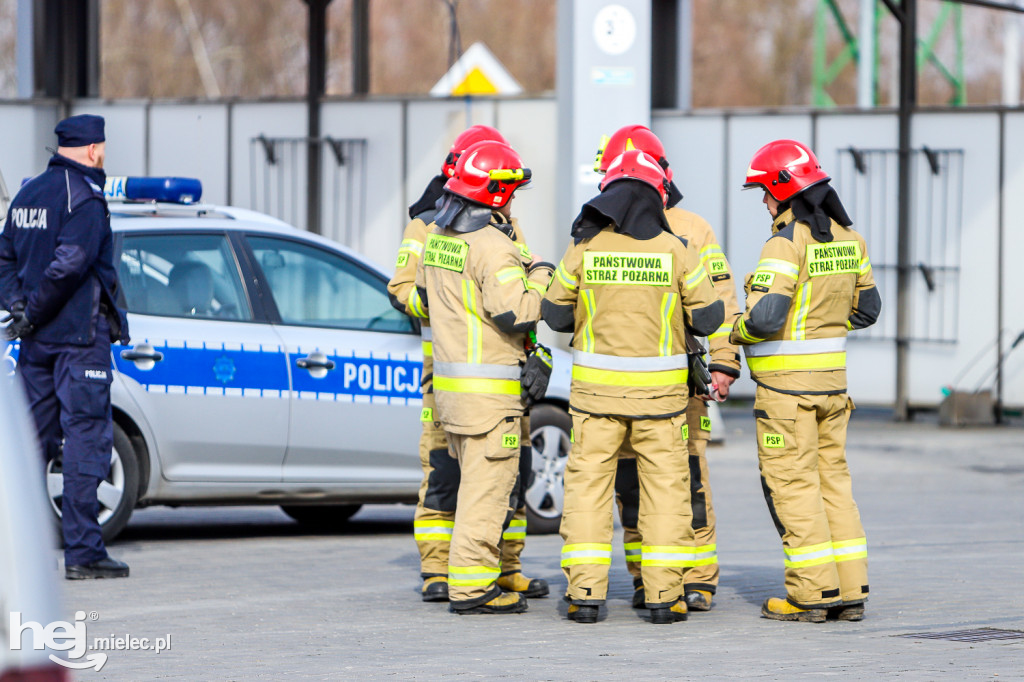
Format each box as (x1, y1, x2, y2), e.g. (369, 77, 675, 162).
(896, 628, 1024, 642)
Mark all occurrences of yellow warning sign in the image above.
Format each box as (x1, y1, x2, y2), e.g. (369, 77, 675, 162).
(431, 42, 523, 97)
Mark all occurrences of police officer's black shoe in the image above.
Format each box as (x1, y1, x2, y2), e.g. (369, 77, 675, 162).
(567, 605, 599, 623)
(65, 557, 129, 580)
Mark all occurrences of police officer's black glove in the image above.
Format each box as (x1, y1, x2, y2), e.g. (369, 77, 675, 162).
(521, 344, 553, 407)
(2, 302, 34, 341)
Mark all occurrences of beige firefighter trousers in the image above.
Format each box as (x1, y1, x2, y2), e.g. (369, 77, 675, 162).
(446, 416, 524, 607)
(413, 392, 529, 578)
(561, 411, 692, 607)
(754, 385, 868, 608)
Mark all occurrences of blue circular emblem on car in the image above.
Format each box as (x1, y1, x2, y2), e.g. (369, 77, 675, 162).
(213, 356, 236, 384)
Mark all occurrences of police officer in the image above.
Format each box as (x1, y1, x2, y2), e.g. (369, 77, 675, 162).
(388, 125, 547, 602)
(415, 140, 553, 615)
(0, 114, 131, 580)
(543, 150, 724, 624)
(733, 139, 880, 622)
(594, 125, 742, 612)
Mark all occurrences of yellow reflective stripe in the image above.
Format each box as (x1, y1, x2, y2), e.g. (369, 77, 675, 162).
(709, 323, 732, 340)
(526, 279, 549, 294)
(791, 281, 812, 340)
(408, 288, 428, 319)
(756, 257, 799, 280)
(685, 264, 709, 290)
(414, 519, 455, 541)
(746, 352, 846, 372)
(462, 279, 482, 363)
(496, 266, 527, 285)
(572, 365, 688, 387)
(692, 543, 718, 566)
(783, 541, 835, 568)
(700, 244, 724, 262)
(833, 537, 868, 562)
(737, 318, 764, 344)
(642, 545, 696, 567)
(859, 256, 871, 276)
(400, 238, 424, 256)
(433, 376, 521, 395)
(421, 340, 433, 357)
(580, 289, 596, 353)
(503, 519, 528, 540)
(556, 261, 578, 291)
(561, 542, 613, 566)
(658, 292, 678, 356)
(624, 542, 642, 562)
(448, 565, 501, 586)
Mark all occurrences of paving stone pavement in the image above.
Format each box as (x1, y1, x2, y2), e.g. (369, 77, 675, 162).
(58, 405, 1024, 681)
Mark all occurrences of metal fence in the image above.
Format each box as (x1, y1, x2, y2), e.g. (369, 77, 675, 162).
(249, 136, 369, 251)
(834, 146, 965, 344)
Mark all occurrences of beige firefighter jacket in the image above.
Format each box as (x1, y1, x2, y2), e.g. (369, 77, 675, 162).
(542, 228, 724, 418)
(414, 214, 552, 435)
(729, 207, 881, 395)
(388, 213, 534, 397)
(666, 206, 742, 377)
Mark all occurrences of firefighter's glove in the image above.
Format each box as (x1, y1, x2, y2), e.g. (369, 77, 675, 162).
(521, 344, 553, 407)
(2, 302, 33, 341)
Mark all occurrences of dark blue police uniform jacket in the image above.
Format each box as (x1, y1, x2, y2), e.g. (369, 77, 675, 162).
(0, 154, 128, 344)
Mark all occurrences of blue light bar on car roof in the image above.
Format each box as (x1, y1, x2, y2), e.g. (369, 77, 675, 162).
(104, 176, 203, 204)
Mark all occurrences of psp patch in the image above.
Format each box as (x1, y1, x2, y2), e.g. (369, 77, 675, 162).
(762, 433, 785, 448)
(502, 434, 520, 448)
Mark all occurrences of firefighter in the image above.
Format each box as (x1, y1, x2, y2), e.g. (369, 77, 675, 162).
(542, 150, 724, 624)
(388, 126, 547, 603)
(733, 139, 880, 622)
(415, 140, 553, 615)
(593, 125, 742, 612)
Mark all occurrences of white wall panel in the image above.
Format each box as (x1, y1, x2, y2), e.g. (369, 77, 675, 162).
(71, 102, 147, 177)
(0, 104, 58, 199)
(148, 104, 229, 205)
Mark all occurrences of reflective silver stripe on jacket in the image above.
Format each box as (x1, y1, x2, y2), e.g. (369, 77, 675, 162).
(433, 361, 521, 379)
(572, 350, 689, 371)
(743, 337, 847, 358)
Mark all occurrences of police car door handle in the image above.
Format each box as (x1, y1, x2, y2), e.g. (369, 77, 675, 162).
(296, 355, 335, 371)
(120, 348, 164, 362)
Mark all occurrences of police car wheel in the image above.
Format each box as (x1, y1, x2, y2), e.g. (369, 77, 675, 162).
(45, 423, 141, 543)
(525, 404, 571, 535)
(280, 504, 362, 529)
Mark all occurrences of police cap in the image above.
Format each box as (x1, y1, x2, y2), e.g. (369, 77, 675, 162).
(55, 114, 106, 148)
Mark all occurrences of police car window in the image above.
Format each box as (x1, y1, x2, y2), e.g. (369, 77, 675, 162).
(247, 236, 412, 333)
(118, 234, 251, 321)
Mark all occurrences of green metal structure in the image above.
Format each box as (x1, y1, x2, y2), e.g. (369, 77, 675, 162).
(814, 0, 965, 107)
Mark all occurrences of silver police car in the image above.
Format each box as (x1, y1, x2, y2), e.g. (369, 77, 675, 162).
(4, 177, 571, 539)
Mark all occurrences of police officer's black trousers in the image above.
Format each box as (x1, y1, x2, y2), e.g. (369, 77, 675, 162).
(19, 319, 113, 566)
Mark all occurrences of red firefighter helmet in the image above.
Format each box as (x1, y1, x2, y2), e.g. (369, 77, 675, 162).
(442, 125, 507, 178)
(595, 124, 668, 174)
(599, 149, 670, 206)
(444, 140, 531, 208)
(743, 139, 830, 201)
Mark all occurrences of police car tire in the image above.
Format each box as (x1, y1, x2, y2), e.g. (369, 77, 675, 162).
(280, 504, 362, 529)
(525, 404, 571, 535)
(48, 423, 140, 544)
(101, 424, 141, 542)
